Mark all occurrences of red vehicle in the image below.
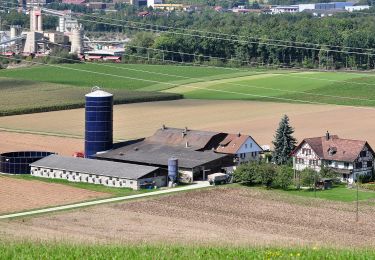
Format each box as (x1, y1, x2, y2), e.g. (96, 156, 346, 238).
(72, 151, 85, 158)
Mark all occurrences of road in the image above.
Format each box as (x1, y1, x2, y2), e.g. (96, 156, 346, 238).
(0, 182, 210, 220)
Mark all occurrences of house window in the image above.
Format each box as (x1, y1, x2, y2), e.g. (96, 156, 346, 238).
(334, 162, 338, 168)
(344, 162, 349, 168)
(307, 149, 311, 155)
(355, 162, 363, 168)
(297, 158, 304, 164)
(367, 161, 373, 168)
(309, 160, 318, 166)
(360, 151, 367, 157)
(245, 144, 248, 149)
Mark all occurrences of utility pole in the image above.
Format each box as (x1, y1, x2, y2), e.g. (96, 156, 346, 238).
(314, 169, 317, 198)
(356, 177, 359, 223)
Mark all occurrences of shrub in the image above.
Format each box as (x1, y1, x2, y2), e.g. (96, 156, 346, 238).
(300, 168, 319, 188)
(274, 165, 294, 190)
(233, 162, 261, 185)
(257, 163, 277, 188)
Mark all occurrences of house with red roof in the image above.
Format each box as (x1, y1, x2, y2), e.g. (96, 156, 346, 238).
(215, 133, 263, 165)
(291, 132, 375, 184)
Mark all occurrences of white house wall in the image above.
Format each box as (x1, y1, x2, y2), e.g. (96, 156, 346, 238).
(293, 142, 321, 171)
(30, 166, 166, 190)
(236, 137, 262, 163)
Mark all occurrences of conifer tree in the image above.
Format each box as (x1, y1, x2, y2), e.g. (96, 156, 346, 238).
(272, 115, 297, 165)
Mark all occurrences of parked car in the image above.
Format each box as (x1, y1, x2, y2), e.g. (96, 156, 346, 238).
(208, 173, 232, 185)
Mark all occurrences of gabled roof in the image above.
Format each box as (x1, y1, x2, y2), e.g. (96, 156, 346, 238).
(291, 135, 374, 162)
(215, 134, 262, 154)
(147, 127, 222, 150)
(31, 155, 160, 180)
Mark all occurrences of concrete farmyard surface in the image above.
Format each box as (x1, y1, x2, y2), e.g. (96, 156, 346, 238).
(0, 182, 210, 220)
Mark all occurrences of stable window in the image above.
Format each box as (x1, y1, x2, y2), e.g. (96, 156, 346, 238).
(367, 161, 373, 168)
(360, 151, 367, 157)
(356, 162, 363, 168)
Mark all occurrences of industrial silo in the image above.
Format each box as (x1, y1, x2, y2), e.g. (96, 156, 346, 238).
(85, 87, 113, 158)
(70, 27, 83, 54)
(168, 157, 178, 183)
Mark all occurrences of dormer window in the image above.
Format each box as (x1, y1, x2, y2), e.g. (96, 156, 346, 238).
(328, 147, 337, 155)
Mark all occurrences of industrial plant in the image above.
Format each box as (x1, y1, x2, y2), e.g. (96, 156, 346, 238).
(0, 87, 263, 190)
(0, 6, 124, 60)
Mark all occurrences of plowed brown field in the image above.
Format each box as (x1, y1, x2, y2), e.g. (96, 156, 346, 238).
(0, 132, 82, 155)
(1, 186, 375, 248)
(0, 100, 375, 148)
(0, 176, 108, 214)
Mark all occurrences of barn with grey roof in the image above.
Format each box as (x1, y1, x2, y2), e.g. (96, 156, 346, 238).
(31, 155, 167, 190)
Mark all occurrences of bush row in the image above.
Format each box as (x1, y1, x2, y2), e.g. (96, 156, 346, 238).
(233, 162, 341, 190)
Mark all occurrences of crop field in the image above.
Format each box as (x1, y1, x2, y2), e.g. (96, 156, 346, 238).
(1, 100, 375, 148)
(0, 78, 181, 116)
(0, 175, 109, 214)
(2, 186, 375, 248)
(2, 64, 375, 107)
(0, 64, 254, 90)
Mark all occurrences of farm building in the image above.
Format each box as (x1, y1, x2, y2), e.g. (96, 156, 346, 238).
(291, 132, 375, 184)
(30, 155, 167, 190)
(96, 140, 233, 182)
(96, 126, 262, 182)
(215, 133, 263, 164)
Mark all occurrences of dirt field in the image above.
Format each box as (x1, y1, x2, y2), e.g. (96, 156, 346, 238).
(0, 99, 375, 149)
(1, 186, 375, 248)
(0, 131, 83, 156)
(0, 176, 108, 214)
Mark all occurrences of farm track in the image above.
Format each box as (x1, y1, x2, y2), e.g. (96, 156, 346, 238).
(1, 186, 375, 248)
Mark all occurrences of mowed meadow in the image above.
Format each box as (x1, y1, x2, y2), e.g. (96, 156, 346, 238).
(1, 63, 375, 108)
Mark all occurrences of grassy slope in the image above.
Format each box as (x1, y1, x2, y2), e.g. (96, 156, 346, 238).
(3, 64, 375, 107)
(0, 64, 248, 90)
(166, 71, 375, 106)
(1, 241, 375, 259)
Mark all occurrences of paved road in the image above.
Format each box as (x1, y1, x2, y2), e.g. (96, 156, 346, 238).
(0, 182, 210, 220)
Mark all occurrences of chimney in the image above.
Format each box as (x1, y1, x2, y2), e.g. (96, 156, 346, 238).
(326, 131, 330, 141)
(185, 141, 189, 148)
(161, 124, 166, 130)
(238, 132, 241, 137)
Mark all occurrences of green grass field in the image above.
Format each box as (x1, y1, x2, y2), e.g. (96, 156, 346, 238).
(2, 63, 375, 108)
(0, 64, 253, 90)
(1, 241, 375, 259)
(281, 184, 375, 202)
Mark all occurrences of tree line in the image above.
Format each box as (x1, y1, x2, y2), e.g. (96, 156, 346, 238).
(121, 10, 375, 70)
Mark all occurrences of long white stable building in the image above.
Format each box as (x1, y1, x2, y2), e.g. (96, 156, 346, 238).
(30, 155, 167, 190)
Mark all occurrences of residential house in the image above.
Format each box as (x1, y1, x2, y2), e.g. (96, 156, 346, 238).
(215, 133, 263, 165)
(291, 132, 374, 183)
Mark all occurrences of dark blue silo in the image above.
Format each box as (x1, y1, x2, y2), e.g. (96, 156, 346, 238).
(85, 88, 113, 158)
(168, 157, 178, 182)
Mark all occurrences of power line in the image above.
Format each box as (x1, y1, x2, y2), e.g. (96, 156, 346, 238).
(3, 3, 375, 57)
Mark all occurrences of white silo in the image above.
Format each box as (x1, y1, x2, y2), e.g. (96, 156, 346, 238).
(70, 27, 83, 54)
